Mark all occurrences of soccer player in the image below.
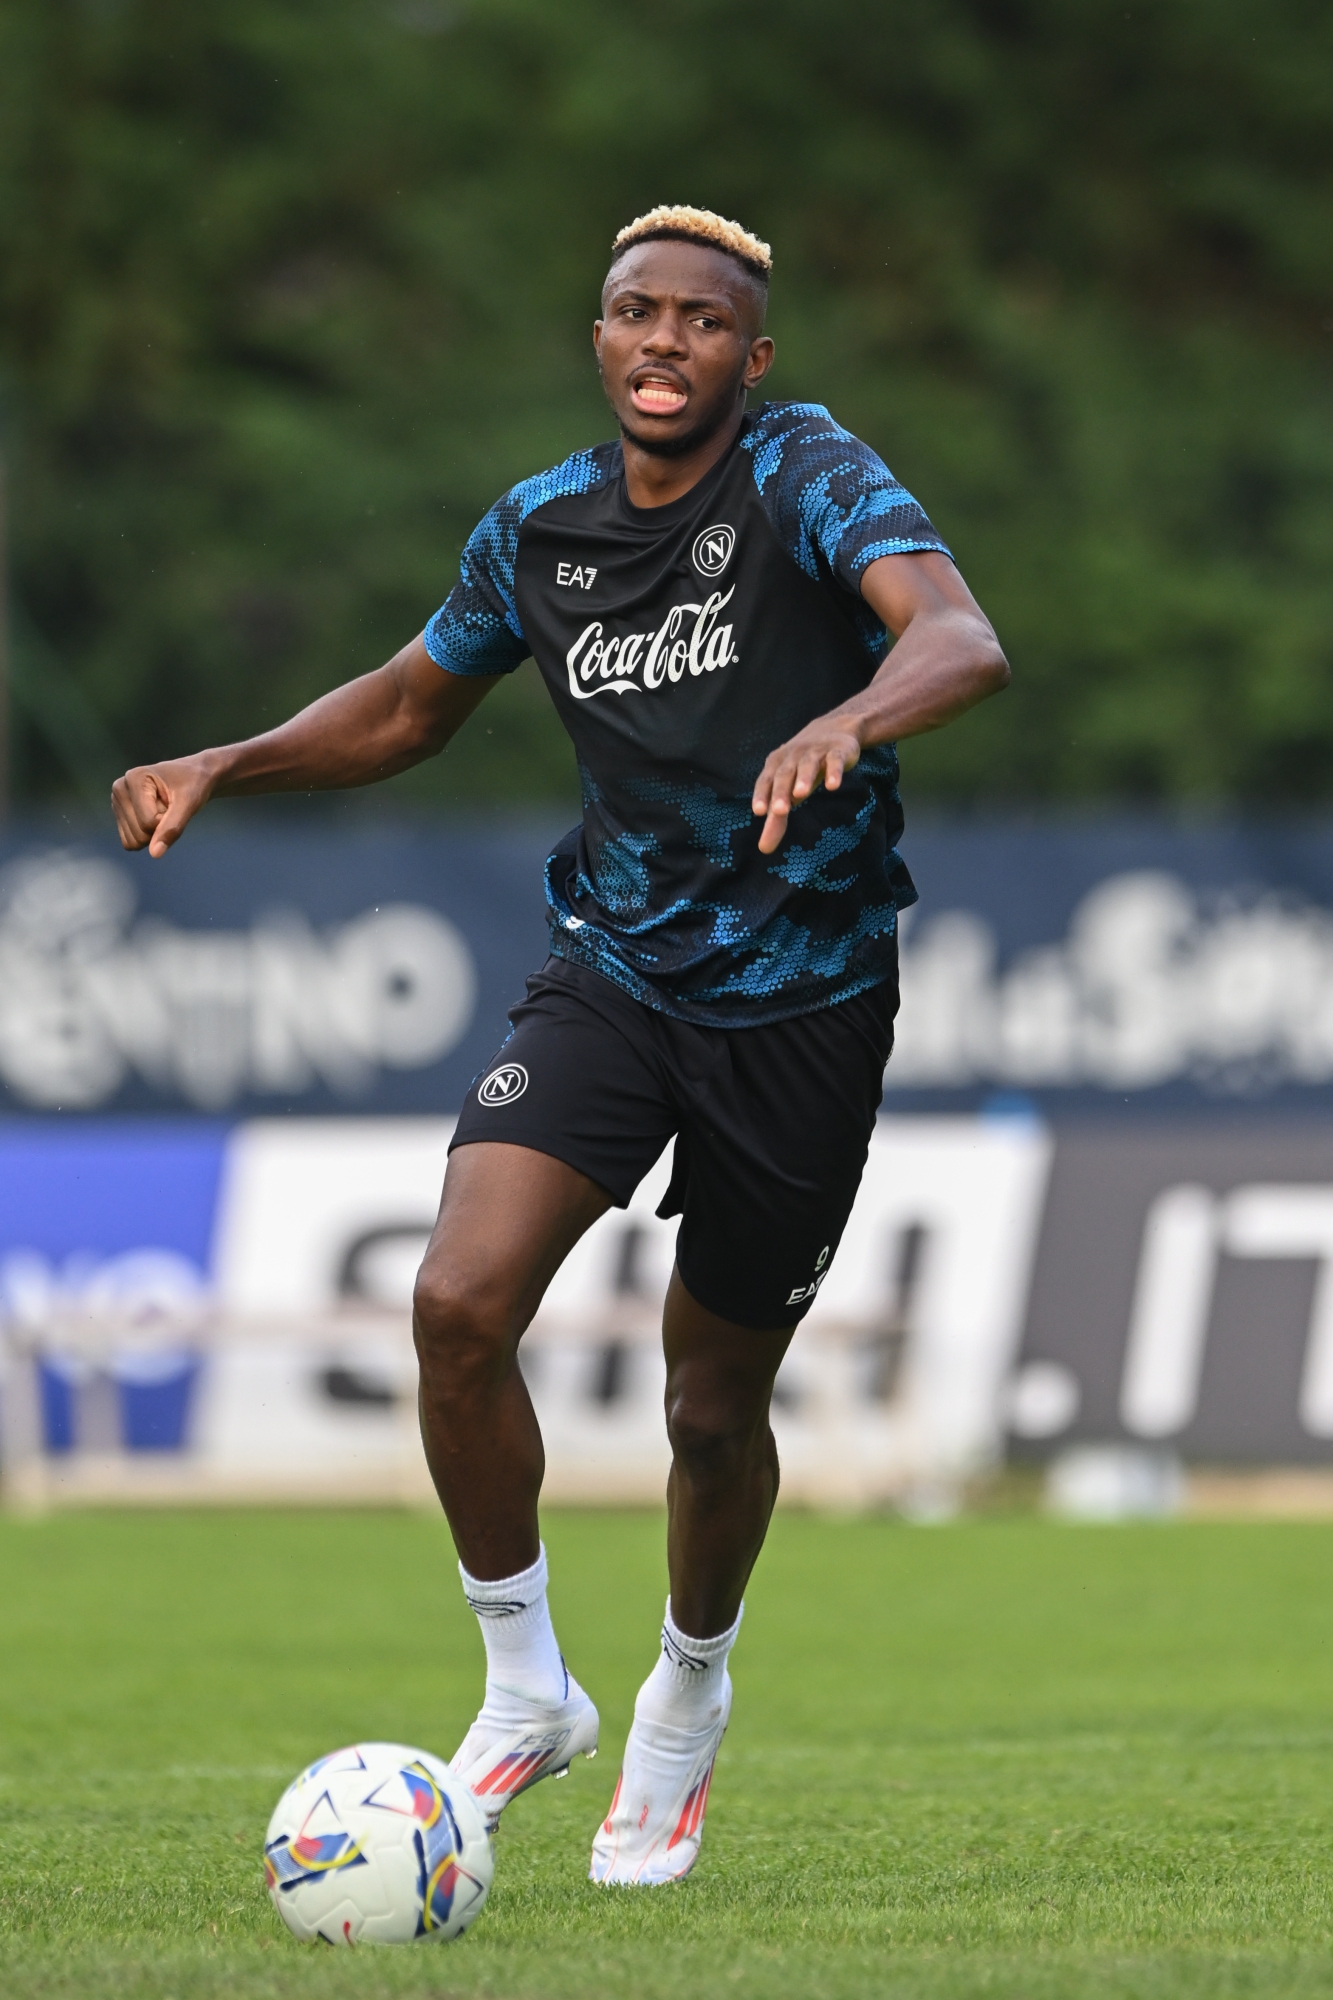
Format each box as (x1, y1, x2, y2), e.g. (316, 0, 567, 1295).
(112, 205, 1008, 1885)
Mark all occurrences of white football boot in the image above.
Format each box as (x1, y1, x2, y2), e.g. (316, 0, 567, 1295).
(589, 1671, 731, 1885)
(450, 1666, 599, 1833)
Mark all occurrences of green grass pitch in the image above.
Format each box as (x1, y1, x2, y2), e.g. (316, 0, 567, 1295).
(2, 1507, 1332, 1999)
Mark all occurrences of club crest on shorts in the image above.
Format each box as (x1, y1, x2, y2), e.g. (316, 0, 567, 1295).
(691, 522, 735, 577)
(478, 1062, 529, 1107)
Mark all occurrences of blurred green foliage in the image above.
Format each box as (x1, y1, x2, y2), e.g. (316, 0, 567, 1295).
(1, 0, 1329, 813)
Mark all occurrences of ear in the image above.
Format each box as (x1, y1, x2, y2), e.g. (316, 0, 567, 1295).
(743, 336, 775, 390)
(593, 319, 604, 362)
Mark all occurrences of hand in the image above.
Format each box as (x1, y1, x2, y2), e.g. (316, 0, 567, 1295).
(111, 754, 216, 857)
(751, 720, 861, 854)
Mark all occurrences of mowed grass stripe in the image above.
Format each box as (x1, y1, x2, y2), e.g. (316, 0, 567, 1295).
(1, 1510, 1331, 1997)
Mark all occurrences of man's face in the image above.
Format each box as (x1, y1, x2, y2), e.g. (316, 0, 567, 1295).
(594, 240, 774, 458)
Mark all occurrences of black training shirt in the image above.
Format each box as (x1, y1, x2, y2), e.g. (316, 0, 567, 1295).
(425, 400, 950, 1025)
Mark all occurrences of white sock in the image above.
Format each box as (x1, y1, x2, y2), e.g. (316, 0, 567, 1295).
(458, 1543, 569, 1708)
(633, 1598, 742, 1732)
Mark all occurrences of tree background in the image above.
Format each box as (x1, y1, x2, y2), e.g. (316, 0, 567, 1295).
(1, 0, 1329, 816)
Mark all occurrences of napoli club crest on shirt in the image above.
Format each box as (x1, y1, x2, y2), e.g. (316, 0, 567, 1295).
(691, 523, 735, 576)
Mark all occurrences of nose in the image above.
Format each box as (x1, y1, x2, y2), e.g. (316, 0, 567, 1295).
(641, 309, 689, 357)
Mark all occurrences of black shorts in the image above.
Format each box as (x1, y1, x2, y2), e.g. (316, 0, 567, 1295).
(449, 955, 897, 1329)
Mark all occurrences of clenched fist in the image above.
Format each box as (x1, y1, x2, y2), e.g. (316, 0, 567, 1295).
(111, 755, 216, 857)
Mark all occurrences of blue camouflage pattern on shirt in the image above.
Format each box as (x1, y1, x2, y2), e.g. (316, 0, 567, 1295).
(738, 401, 949, 663)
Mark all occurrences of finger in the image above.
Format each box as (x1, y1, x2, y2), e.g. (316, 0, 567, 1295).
(147, 796, 194, 859)
(757, 755, 800, 849)
(751, 752, 783, 817)
(757, 805, 789, 854)
(133, 770, 169, 830)
(829, 731, 863, 786)
(110, 781, 148, 851)
(760, 754, 799, 828)
(791, 748, 826, 801)
(112, 772, 164, 850)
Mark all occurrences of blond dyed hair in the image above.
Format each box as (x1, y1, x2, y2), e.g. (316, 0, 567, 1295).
(611, 205, 772, 280)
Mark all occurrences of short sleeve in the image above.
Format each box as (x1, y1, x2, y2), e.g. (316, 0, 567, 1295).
(424, 492, 530, 678)
(425, 446, 617, 677)
(741, 403, 951, 596)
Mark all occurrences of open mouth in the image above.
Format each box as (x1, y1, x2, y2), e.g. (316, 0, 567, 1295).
(630, 373, 688, 416)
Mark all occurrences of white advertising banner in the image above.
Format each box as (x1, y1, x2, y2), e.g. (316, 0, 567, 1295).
(0, 1115, 1052, 1510)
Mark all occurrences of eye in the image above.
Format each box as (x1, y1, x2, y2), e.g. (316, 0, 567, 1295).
(692, 315, 722, 331)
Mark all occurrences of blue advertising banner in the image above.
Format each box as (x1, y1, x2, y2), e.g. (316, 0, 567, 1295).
(0, 819, 557, 1117)
(4, 815, 1333, 1118)
(891, 821, 1333, 1117)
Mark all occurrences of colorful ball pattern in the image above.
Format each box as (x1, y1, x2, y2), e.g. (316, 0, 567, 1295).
(264, 1742, 493, 1946)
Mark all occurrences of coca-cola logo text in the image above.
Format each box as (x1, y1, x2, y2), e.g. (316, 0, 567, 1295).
(564, 588, 739, 702)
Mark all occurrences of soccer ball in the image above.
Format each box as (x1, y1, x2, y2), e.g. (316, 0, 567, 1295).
(263, 1742, 493, 1946)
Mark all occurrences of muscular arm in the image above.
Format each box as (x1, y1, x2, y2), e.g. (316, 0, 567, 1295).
(750, 550, 1009, 854)
(112, 636, 501, 856)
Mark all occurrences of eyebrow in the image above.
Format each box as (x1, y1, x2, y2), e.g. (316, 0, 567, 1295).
(606, 287, 738, 313)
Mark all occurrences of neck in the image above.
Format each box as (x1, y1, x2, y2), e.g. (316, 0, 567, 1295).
(619, 398, 746, 508)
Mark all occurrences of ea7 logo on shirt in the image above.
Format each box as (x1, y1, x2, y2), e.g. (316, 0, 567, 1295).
(477, 1062, 529, 1107)
(556, 562, 597, 590)
(692, 522, 735, 577)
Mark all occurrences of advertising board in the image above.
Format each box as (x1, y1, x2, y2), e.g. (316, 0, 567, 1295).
(6, 819, 1333, 1503)
(8, 817, 1333, 1119)
(0, 1113, 1049, 1507)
